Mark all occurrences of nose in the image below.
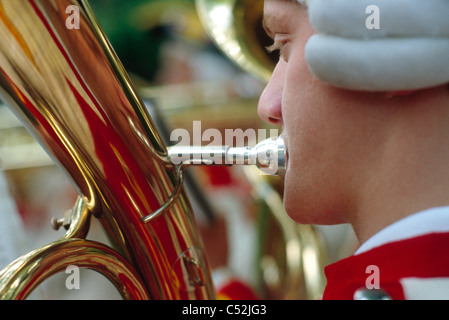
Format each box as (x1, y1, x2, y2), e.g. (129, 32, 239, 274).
(258, 60, 287, 126)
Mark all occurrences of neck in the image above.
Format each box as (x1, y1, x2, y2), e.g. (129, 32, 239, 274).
(352, 86, 449, 244)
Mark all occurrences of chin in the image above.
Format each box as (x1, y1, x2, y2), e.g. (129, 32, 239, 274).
(283, 196, 314, 224)
(282, 177, 311, 224)
(283, 180, 346, 226)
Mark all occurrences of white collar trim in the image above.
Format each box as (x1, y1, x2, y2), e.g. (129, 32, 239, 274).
(355, 206, 449, 255)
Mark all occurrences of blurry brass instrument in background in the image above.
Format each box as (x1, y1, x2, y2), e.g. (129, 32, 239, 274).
(0, 0, 326, 300)
(196, 0, 275, 83)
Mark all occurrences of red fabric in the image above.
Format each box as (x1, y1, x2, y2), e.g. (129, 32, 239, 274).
(323, 232, 449, 300)
(217, 279, 259, 300)
(204, 166, 234, 186)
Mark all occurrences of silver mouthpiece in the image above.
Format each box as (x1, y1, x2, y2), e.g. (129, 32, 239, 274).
(168, 136, 286, 177)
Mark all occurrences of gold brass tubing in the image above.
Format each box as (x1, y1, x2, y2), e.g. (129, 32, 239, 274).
(61, 197, 92, 240)
(0, 0, 215, 299)
(142, 165, 184, 223)
(195, 0, 274, 82)
(0, 238, 150, 300)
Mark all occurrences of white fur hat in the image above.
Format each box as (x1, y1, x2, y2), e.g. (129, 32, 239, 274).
(302, 0, 449, 91)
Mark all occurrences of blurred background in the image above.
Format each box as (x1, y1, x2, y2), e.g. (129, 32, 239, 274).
(0, 0, 357, 300)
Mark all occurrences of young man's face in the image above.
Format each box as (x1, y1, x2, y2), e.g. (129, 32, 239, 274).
(259, 0, 386, 225)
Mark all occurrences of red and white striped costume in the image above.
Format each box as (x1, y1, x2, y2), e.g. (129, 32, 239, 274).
(323, 207, 449, 300)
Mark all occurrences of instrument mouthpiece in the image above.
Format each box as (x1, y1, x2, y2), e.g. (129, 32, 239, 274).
(168, 136, 286, 177)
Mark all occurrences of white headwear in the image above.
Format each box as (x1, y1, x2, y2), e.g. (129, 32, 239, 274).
(303, 0, 449, 91)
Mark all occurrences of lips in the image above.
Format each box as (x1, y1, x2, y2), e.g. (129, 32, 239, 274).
(282, 133, 289, 174)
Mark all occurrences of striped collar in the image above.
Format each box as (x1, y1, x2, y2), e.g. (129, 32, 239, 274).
(356, 206, 449, 255)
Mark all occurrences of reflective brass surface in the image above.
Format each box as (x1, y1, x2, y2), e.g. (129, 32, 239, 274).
(195, 0, 275, 82)
(0, 238, 150, 300)
(0, 0, 214, 299)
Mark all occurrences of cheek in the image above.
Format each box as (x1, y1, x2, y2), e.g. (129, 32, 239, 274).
(280, 58, 354, 224)
(278, 20, 356, 223)
(281, 46, 319, 151)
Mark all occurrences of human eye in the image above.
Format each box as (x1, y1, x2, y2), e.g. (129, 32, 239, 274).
(266, 34, 291, 62)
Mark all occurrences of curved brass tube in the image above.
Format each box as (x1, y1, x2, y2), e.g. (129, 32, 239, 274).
(0, 0, 215, 300)
(0, 238, 150, 300)
(195, 0, 275, 82)
(51, 197, 92, 240)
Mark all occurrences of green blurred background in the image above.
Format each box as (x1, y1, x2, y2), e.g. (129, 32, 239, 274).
(90, 0, 214, 82)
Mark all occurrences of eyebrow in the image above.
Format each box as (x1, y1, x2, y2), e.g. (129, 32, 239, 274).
(262, 14, 276, 38)
(262, 0, 297, 38)
(262, 0, 299, 37)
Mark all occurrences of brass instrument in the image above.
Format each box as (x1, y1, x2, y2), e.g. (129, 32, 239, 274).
(195, 0, 276, 82)
(0, 0, 215, 300)
(0, 0, 327, 300)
